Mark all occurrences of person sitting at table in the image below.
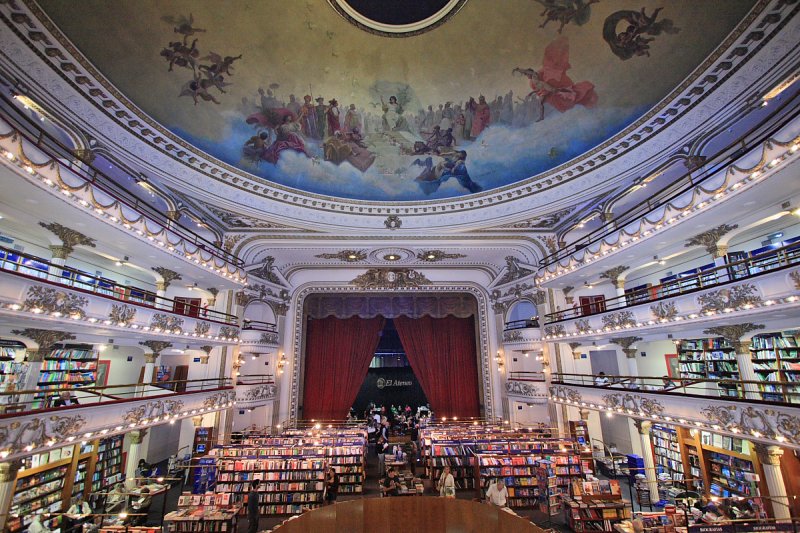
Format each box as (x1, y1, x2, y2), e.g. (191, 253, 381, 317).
(52, 390, 79, 407)
(437, 465, 456, 498)
(380, 468, 400, 497)
(131, 487, 152, 525)
(64, 495, 92, 533)
(135, 459, 151, 481)
(106, 482, 126, 513)
(28, 515, 51, 533)
(485, 478, 508, 507)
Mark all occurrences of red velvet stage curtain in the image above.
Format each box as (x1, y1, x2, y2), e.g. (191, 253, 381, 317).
(302, 316, 385, 421)
(393, 315, 480, 418)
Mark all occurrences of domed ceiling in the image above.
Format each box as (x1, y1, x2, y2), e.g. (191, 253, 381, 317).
(38, 0, 756, 202)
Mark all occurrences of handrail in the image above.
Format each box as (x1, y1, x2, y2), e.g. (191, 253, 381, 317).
(0, 244, 239, 325)
(241, 320, 278, 332)
(504, 318, 540, 330)
(236, 374, 275, 385)
(0, 92, 243, 267)
(508, 371, 546, 382)
(551, 372, 800, 406)
(0, 377, 234, 417)
(545, 239, 800, 323)
(539, 86, 800, 268)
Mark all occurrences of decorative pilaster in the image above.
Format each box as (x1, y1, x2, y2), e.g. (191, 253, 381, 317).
(206, 287, 219, 307)
(634, 420, 660, 503)
(703, 324, 764, 399)
(139, 341, 172, 388)
(611, 336, 641, 383)
(0, 461, 21, 530)
(125, 430, 148, 489)
(754, 444, 790, 520)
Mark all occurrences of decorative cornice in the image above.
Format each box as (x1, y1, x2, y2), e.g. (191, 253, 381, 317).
(496, 256, 536, 286)
(150, 313, 184, 334)
(503, 330, 523, 343)
(38, 221, 96, 256)
(685, 223, 739, 256)
(505, 380, 546, 399)
(601, 311, 636, 329)
(350, 268, 431, 289)
(138, 340, 173, 355)
(703, 323, 764, 345)
(314, 250, 368, 262)
(151, 267, 182, 289)
(11, 328, 75, 351)
(416, 250, 467, 262)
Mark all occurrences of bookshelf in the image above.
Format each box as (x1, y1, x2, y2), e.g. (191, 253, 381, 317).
(7, 462, 68, 533)
(650, 424, 685, 493)
(563, 494, 629, 532)
(750, 332, 800, 403)
(35, 345, 98, 408)
(684, 440, 705, 494)
(678, 338, 741, 398)
(426, 439, 477, 490)
(0, 340, 26, 396)
(477, 454, 540, 509)
(569, 420, 594, 476)
(704, 447, 759, 498)
(536, 459, 562, 516)
(91, 435, 124, 497)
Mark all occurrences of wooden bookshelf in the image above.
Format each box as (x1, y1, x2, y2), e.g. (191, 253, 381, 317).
(34, 345, 98, 408)
(750, 332, 800, 403)
(563, 495, 630, 532)
(678, 338, 741, 398)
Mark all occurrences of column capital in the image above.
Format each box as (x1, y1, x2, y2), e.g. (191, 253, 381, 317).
(48, 244, 70, 260)
(129, 429, 148, 445)
(610, 336, 641, 352)
(579, 408, 590, 421)
(703, 323, 764, 349)
(0, 460, 22, 483)
(38, 221, 96, 257)
(151, 266, 182, 291)
(634, 419, 652, 435)
(139, 340, 173, 356)
(713, 244, 729, 258)
(599, 266, 629, 289)
(192, 416, 204, 427)
(144, 353, 159, 364)
(622, 348, 637, 359)
(754, 443, 783, 466)
(685, 223, 739, 256)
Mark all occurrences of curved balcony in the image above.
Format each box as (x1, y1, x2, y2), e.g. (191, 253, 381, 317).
(0, 246, 241, 341)
(538, 90, 800, 277)
(541, 244, 800, 341)
(235, 375, 277, 408)
(506, 372, 547, 402)
(240, 320, 280, 346)
(549, 373, 800, 450)
(0, 377, 238, 461)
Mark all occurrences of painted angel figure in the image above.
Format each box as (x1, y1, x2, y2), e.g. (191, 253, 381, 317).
(161, 13, 206, 44)
(513, 36, 597, 122)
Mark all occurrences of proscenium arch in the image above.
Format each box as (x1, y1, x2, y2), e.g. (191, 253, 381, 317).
(286, 283, 496, 423)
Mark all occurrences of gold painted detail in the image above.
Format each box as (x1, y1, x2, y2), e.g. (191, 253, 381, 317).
(599, 265, 629, 287)
(150, 313, 184, 333)
(497, 256, 536, 285)
(109, 303, 136, 325)
(248, 257, 283, 285)
(0, 415, 86, 456)
(575, 319, 590, 334)
(650, 301, 678, 320)
(702, 323, 764, 345)
(549, 385, 582, 404)
(610, 336, 641, 351)
(416, 250, 467, 262)
(220, 326, 239, 338)
(503, 330, 523, 343)
(601, 311, 636, 329)
(685, 223, 739, 255)
(702, 405, 800, 447)
(38, 221, 96, 256)
(259, 332, 279, 345)
(384, 215, 402, 230)
(194, 321, 211, 335)
(350, 268, 431, 289)
(122, 399, 184, 425)
(315, 250, 368, 262)
(203, 390, 237, 408)
(151, 267, 182, 289)
(697, 284, 761, 313)
(240, 383, 277, 403)
(11, 328, 74, 352)
(506, 380, 544, 398)
(23, 286, 88, 318)
(602, 392, 664, 417)
(790, 270, 800, 289)
(544, 325, 566, 337)
(138, 340, 173, 355)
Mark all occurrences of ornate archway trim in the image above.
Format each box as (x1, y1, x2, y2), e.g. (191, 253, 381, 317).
(288, 283, 494, 420)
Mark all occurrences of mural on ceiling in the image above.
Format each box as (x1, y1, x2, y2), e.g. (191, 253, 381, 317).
(38, 0, 756, 202)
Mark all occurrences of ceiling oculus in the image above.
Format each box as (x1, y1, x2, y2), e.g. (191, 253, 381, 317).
(328, 0, 469, 37)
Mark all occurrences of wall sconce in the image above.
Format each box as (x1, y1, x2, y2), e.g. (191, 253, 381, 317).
(495, 350, 504, 371)
(277, 352, 287, 374)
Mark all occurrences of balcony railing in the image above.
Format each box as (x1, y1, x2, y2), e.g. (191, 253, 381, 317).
(504, 318, 540, 330)
(539, 87, 800, 269)
(242, 320, 278, 332)
(551, 372, 800, 406)
(508, 371, 546, 382)
(0, 245, 239, 325)
(0, 93, 242, 267)
(0, 377, 238, 417)
(544, 240, 800, 324)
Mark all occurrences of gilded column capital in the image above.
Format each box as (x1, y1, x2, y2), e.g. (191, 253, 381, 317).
(599, 266, 629, 289)
(610, 336, 641, 355)
(151, 267, 182, 290)
(139, 340, 173, 356)
(703, 323, 764, 351)
(634, 419, 652, 435)
(0, 460, 22, 483)
(754, 443, 783, 466)
(38, 221, 96, 257)
(12, 328, 75, 354)
(685, 223, 739, 256)
(144, 353, 159, 364)
(579, 408, 590, 421)
(129, 429, 148, 445)
(48, 244, 69, 260)
(192, 416, 203, 427)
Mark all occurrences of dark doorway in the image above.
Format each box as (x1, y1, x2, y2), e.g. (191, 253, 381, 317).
(352, 319, 428, 416)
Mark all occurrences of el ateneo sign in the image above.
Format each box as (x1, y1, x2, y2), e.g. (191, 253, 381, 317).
(376, 377, 413, 389)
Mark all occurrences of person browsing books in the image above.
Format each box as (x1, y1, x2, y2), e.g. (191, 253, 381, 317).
(485, 479, 508, 507)
(247, 480, 261, 533)
(324, 466, 339, 505)
(438, 465, 456, 498)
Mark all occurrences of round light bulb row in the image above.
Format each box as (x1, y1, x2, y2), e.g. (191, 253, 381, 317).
(3, 147, 246, 283)
(538, 144, 798, 284)
(542, 295, 800, 341)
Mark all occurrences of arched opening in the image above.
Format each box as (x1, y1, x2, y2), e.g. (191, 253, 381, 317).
(505, 300, 538, 329)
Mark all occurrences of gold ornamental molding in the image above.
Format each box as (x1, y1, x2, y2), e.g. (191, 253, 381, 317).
(139, 340, 173, 355)
(11, 328, 75, 352)
(314, 250, 368, 262)
(685, 223, 739, 256)
(416, 250, 467, 262)
(151, 266, 182, 290)
(350, 268, 431, 289)
(38, 221, 96, 257)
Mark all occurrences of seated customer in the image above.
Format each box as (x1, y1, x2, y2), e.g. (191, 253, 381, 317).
(380, 468, 399, 497)
(594, 372, 610, 386)
(131, 487, 152, 525)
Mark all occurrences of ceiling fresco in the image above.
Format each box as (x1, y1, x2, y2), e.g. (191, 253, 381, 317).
(37, 0, 756, 202)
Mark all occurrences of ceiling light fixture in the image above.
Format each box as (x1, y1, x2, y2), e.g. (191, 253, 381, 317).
(115, 255, 129, 267)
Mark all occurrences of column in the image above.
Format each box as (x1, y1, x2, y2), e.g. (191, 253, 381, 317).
(125, 430, 147, 489)
(155, 280, 169, 310)
(19, 349, 45, 409)
(0, 461, 21, 530)
(48, 245, 69, 283)
(635, 420, 660, 504)
(733, 338, 759, 400)
(755, 444, 791, 520)
(712, 244, 730, 284)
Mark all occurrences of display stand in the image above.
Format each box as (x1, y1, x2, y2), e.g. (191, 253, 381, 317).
(564, 480, 630, 533)
(165, 494, 240, 532)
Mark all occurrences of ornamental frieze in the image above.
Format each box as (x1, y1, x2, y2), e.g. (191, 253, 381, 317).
(601, 311, 636, 329)
(350, 268, 431, 289)
(697, 283, 761, 313)
(0, 415, 86, 455)
(702, 404, 800, 447)
(602, 393, 664, 417)
(790, 270, 800, 289)
(23, 286, 88, 318)
(575, 319, 591, 334)
(503, 330, 523, 343)
(506, 380, 545, 398)
(548, 385, 583, 404)
(109, 303, 136, 325)
(650, 301, 678, 320)
(203, 390, 237, 408)
(259, 332, 279, 345)
(194, 321, 211, 336)
(150, 313, 184, 333)
(122, 399, 184, 425)
(315, 250, 368, 262)
(240, 384, 277, 402)
(544, 325, 566, 337)
(219, 326, 239, 339)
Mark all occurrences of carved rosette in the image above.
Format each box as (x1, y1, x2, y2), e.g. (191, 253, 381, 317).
(350, 268, 431, 289)
(697, 284, 761, 313)
(384, 215, 402, 230)
(22, 286, 88, 318)
(315, 250, 368, 262)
